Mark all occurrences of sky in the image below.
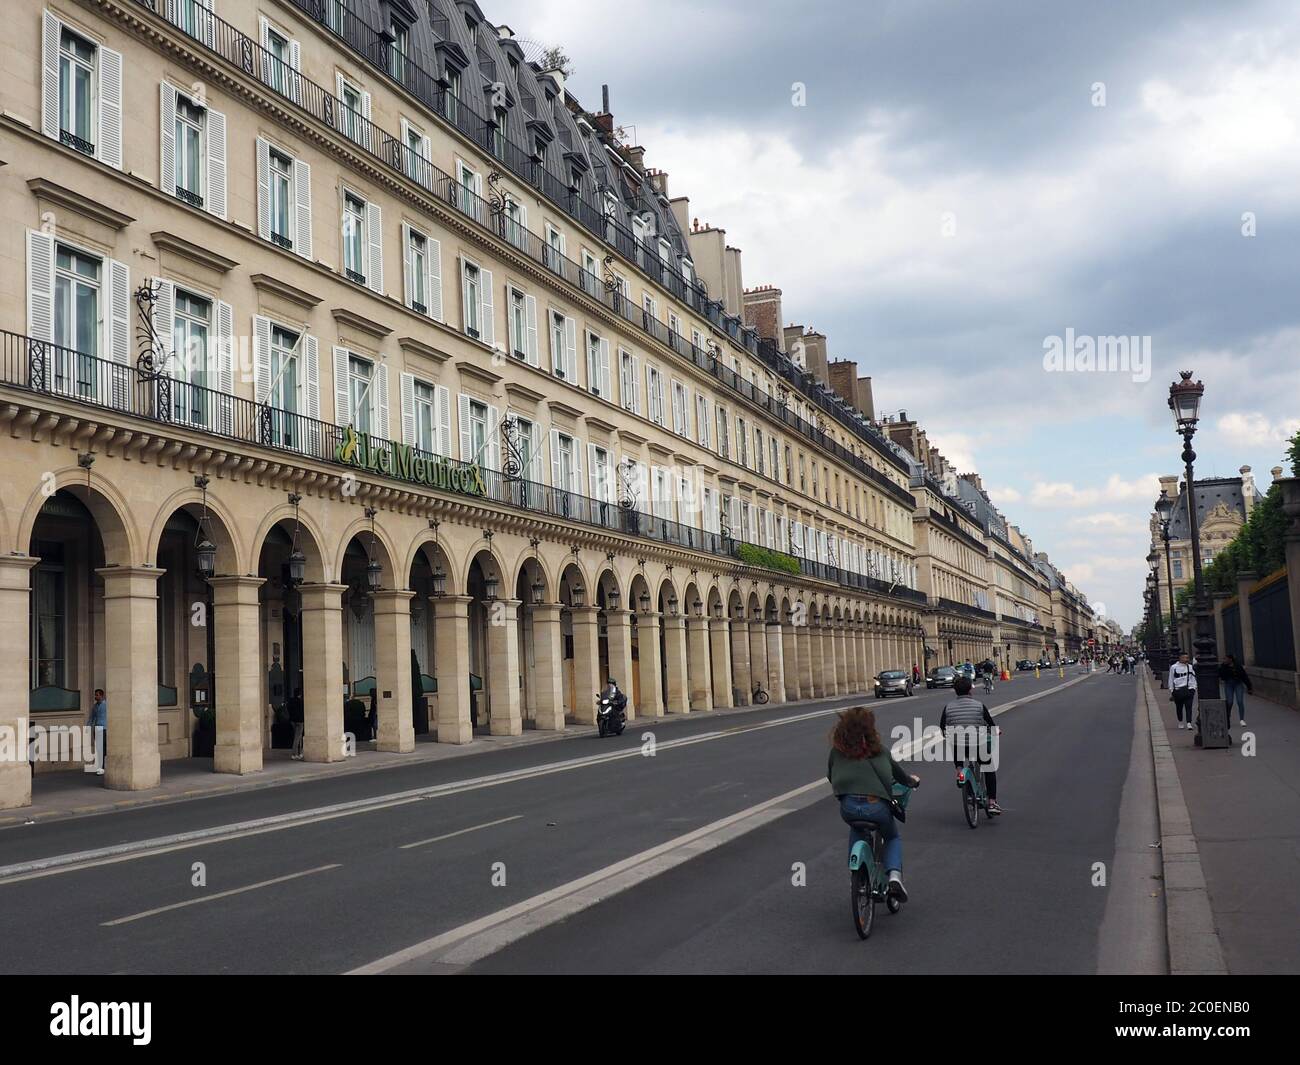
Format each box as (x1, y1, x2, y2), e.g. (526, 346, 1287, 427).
(491, 0, 1300, 629)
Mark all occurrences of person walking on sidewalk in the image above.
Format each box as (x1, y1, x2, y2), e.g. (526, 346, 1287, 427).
(1167, 652, 1198, 730)
(1218, 654, 1253, 727)
(88, 688, 107, 776)
(288, 687, 305, 759)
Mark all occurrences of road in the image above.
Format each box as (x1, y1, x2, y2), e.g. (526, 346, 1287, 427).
(0, 669, 1162, 974)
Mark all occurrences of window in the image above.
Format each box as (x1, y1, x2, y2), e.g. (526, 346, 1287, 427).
(755, 428, 765, 475)
(339, 77, 366, 144)
(31, 541, 66, 689)
(466, 398, 488, 461)
(503, 197, 527, 250)
(463, 260, 481, 337)
(58, 27, 95, 154)
(716, 405, 729, 457)
(53, 244, 100, 396)
(261, 21, 296, 99)
(646, 365, 665, 426)
(545, 224, 565, 273)
(457, 161, 480, 218)
(582, 250, 600, 299)
(343, 193, 366, 284)
(257, 139, 311, 257)
(668, 313, 681, 352)
(586, 330, 610, 398)
(445, 67, 461, 124)
(405, 226, 428, 314)
(671, 381, 688, 436)
(549, 309, 575, 380)
(170, 288, 211, 424)
(1172, 559, 1183, 580)
(737, 417, 749, 467)
(493, 107, 507, 159)
(267, 324, 299, 445)
(619, 349, 639, 413)
(348, 353, 374, 434)
(173, 95, 204, 207)
(270, 149, 293, 247)
(413, 380, 437, 452)
(388, 21, 409, 82)
(696, 394, 710, 447)
(509, 288, 527, 359)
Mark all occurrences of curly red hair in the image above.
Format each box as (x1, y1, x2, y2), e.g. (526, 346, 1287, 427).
(830, 706, 884, 759)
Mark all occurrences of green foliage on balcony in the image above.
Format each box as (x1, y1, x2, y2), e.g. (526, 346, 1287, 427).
(736, 542, 801, 576)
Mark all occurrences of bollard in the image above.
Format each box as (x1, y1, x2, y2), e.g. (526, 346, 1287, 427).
(1035, 666, 1040, 679)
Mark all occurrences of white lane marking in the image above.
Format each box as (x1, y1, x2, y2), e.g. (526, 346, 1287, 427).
(348, 779, 829, 974)
(400, 815, 523, 850)
(101, 864, 341, 926)
(0, 704, 847, 884)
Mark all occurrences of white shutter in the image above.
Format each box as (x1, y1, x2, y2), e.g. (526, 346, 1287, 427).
(288, 40, 302, 103)
(631, 355, 642, 414)
(294, 158, 312, 259)
(426, 237, 442, 321)
(41, 12, 59, 141)
(206, 106, 227, 219)
(334, 73, 349, 136)
(598, 338, 611, 400)
(303, 333, 319, 449)
(400, 372, 416, 445)
(374, 362, 390, 438)
(563, 315, 577, 381)
(435, 385, 451, 457)
(485, 404, 499, 472)
(651, 465, 663, 517)
(570, 435, 582, 494)
(160, 83, 177, 198)
(644, 364, 654, 421)
(252, 315, 272, 403)
(26, 230, 56, 352)
(549, 428, 562, 489)
(524, 294, 539, 366)
(255, 138, 271, 240)
(333, 345, 351, 425)
(588, 443, 600, 500)
(458, 393, 472, 461)
(151, 279, 175, 372)
(106, 259, 130, 364)
(98, 47, 123, 170)
(366, 201, 383, 293)
(215, 299, 233, 434)
(401, 222, 413, 307)
(730, 497, 743, 537)
(479, 268, 494, 347)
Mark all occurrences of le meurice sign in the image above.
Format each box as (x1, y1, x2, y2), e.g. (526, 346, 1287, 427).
(335, 425, 486, 497)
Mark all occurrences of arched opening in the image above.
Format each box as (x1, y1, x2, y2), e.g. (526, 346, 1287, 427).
(514, 553, 548, 726)
(628, 571, 652, 714)
(466, 549, 506, 734)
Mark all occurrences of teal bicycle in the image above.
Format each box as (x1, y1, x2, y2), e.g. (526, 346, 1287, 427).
(847, 782, 915, 939)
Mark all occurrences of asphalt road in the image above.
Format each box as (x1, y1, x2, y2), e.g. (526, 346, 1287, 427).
(0, 669, 1152, 974)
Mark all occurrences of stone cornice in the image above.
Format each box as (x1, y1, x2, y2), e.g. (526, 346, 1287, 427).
(332, 307, 393, 339)
(397, 335, 451, 364)
(27, 177, 135, 230)
(150, 230, 239, 273)
(250, 273, 322, 310)
(454, 360, 503, 388)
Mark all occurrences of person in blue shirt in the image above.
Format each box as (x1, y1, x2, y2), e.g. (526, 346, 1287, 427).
(88, 688, 107, 776)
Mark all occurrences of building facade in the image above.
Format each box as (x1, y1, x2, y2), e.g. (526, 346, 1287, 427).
(0, 0, 939, 809)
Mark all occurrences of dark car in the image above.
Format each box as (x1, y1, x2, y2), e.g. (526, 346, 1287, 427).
(927, 665, 958, 689)
(874, 670, 914, 698)
(1016, 659, 1036, 672)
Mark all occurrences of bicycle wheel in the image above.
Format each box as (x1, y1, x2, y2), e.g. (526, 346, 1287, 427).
(963, 780, 980, 829)
(851, 866, 875, 939)
(754, 688, 769, 705)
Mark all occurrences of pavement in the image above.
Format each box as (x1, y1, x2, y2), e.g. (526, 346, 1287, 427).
(1147, 668, 1300, 974)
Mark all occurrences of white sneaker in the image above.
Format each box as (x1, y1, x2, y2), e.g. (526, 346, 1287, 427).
(1239, 720, 1246, 727)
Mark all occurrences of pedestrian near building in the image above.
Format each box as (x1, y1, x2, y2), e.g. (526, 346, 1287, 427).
(288, 687, 305, 759)
(1218, 654, 1253, 727)
(1167, 652, 1198, 730)
(88, 688, 107, 776)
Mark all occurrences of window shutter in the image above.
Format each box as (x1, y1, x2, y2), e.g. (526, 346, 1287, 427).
(524, 294, 539, 366)
(255, 138, 271, 240)
(252, 315, 272, 403)
(588, 443, 600, 500)
(435, 385, 451, 456)
(630, 356, 641, 414)
(549, 428, 562, 489)
(215, 299, 234, 434)
(570, 435, 582, 494)
(399, 372, 416, 445)
(98, 47, 124, 170)
(598, 338, 611, 400)
(374, 362, 390, 438)
(485, 404, 500, 472)
(26, 229, 56, 353)
(458, 393, 472, 461)
(333, 345, 351, 425)
(151, 278, 175, 372)
(366, 201, 383, 293)
(426, 237, 442, 320)
(206, 106, 227, 219)
(288, 40, 302, 103)
(644, 364, 653, 421)
(563, 315, 577, 381)
(401, 222, 413, 307)
(334, 73, 348, 136)
(160, 83, 177, 198)
(41, 12, 59, 140)
(294, 158, 312, 259)
(106, 259, 130, 364)
(479, 268, 495, 347)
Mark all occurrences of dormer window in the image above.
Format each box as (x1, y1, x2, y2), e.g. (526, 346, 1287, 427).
(389, 21, 409, 81)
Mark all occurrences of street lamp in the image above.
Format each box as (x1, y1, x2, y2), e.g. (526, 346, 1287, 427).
(287, 492, 306, 587)
(1167, 370, 1219, 715)
(607, 587, 621, 611)
(571, 583, 586, 609)
(484, 572, 499, 602)
(639, 590, 651, 614)
(1155, 493, 1178, 654)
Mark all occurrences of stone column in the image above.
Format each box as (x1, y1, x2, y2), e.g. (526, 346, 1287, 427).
(570, 605, 603, 724)
(299, 582, 347, 762)
(97, 566, 163, 790)
(709, 616, 733, 708)
(637, 611, 664, 717)
(662, 612, 690, 713)
(836, 624, 850, 693)
(433, 594, 473, 744)
(730, 618, 751, 705)
(530, 602, 566, 731)
(855, 625, 869, 691)
(0, 557, 37, 809)
(606, 608, 636, 719)
(370, 589, 416, 752)
(797, 622, 813, 699)
(765, 621, 786, 704)
(1236, 571, 1257, 666)
(686, 615, 713, 711)
(209, 575, 266, 774)
(485, 597, 523, 736)
(748, 620, 767, 698)
(781, 622, 800, 701)
(825, 625, 841, 696)
(811, 624, 827, 698)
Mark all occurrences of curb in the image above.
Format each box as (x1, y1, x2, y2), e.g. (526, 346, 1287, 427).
(1140, 667, 1227, 975)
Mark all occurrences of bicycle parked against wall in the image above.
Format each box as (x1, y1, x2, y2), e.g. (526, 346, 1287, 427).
(752, 684, 770, 705)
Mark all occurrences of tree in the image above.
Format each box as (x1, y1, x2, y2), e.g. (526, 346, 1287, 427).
(539, 46, 573, 77)
(1288, 427, 1300, 476)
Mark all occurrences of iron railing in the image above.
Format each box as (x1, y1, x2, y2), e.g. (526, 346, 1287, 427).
(2, 329, 923, 604)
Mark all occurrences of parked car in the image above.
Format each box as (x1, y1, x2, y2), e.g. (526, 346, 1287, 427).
(874, 670, 914, 698)
(927, 665, 958, 689)
(1016, 659, 1036, 672)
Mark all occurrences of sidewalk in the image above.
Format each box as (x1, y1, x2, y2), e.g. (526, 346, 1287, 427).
(1, 695, 849, 830)
(1147, 669, 1300, 974)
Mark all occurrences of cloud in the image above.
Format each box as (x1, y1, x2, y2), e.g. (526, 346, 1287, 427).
(988, 485, 1022, 505)
(1216, 411, 1300, 449)
(1029, 474, 1161, 508)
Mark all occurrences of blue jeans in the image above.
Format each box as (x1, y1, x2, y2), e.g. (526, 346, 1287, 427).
(1223, 681, 1247, 722)
(839, 795, 902, 873)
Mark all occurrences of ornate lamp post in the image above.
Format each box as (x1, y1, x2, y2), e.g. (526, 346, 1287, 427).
(1168, 370, 1220, 710)
(1154, 492, 1178, 654)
